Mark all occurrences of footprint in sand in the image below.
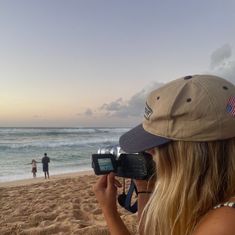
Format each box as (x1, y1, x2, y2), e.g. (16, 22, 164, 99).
(78, 221, 93, 229)
(81, 202, 96, 212)
(29, 211, 57, 226)
(72, 198, 80, 204)
(73, 209, 90, 221)
(73, 203, 80, 210)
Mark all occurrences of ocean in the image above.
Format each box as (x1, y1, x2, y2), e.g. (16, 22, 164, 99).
(0, 127, 129, 182)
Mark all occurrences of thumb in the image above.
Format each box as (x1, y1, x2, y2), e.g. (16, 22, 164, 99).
(97, 175, 108, 187)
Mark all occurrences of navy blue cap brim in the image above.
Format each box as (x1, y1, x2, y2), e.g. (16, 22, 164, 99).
(119, 124, 171, 153)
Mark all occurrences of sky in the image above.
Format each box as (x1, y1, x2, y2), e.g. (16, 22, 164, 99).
(0, 0, 235, 127)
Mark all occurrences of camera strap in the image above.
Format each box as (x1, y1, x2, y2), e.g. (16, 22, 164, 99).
(117, 179, 138, 213)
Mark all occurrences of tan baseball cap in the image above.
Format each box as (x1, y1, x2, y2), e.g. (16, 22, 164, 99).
(119, 74, 235, 153)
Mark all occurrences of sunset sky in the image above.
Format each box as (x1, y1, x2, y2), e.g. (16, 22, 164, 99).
(0, 0, 235, 127)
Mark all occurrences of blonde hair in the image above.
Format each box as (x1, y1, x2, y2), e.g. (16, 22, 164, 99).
(140, 137, 235, 235)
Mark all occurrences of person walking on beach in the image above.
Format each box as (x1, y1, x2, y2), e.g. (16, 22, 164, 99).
(42, 153, 50, 179)
(93, 74, 235, 235)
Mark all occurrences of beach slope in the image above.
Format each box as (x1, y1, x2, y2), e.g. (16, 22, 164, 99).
(0, 173, 137, 235)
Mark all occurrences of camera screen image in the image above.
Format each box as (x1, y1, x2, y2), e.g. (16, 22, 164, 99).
(98, 158, 114, 171)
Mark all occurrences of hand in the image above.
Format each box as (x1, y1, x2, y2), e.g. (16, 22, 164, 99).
(93, 172, 122, 214)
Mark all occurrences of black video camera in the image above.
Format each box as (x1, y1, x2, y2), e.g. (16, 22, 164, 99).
(91, 146, 155, 180)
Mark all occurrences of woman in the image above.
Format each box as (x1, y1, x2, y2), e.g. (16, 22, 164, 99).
(93, 74, 235, 235)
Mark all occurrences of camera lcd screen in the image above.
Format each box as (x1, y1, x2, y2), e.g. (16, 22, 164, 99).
(98, 158, 114, 171)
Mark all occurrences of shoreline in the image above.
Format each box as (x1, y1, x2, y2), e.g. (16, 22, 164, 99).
(0, 170, 93, 188)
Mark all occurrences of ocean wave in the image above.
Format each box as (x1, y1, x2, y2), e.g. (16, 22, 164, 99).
(0, 128, 128, 183)
(0, 138, 118, 150)
(0, 128, 129, 136)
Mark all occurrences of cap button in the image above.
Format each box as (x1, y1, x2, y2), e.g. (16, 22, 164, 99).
(184, 75, 192, 80)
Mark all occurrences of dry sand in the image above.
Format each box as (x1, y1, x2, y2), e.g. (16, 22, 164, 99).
(0, 172, 138, 235)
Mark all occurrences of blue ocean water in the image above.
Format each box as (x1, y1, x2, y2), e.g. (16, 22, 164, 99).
(0, 127, 129, 182)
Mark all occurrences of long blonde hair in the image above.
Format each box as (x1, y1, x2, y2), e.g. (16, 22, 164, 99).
(140, 138, 235, 235)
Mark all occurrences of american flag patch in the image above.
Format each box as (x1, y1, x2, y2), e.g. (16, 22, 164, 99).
(226, 96, 235, 117)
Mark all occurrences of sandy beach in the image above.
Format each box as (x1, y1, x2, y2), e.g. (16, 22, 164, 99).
(0, 171, 138, 235)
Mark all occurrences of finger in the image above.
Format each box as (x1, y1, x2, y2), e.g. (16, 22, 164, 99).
(98, 175, 108, 186)
(107, 172, 115, 189)
(114, 179, 122, 188)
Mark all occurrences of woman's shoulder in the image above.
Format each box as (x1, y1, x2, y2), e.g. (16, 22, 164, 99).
(193, 201, 235, 235)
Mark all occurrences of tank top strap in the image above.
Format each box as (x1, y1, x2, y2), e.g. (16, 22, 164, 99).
(214, 201, 235, 209)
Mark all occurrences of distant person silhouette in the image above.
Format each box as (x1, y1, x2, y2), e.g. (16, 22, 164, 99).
(31, 159, 39, 178)
(42, 153, 50, 179)
(27, 159, 39, 178)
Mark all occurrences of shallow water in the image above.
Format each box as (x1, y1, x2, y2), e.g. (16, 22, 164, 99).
(0, 127, 129, 182)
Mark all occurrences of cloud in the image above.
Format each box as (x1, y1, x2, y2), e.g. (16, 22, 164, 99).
(78, 82, 164, 120)
(84, 108, 93, 117)
(210, 44, 232, 69)
(76, 108, 94, 117)
(100, 98, 124, 112)
(209, 44, 235, 84)
(79, 43, 235, 123)
(100, 81, 164, 118)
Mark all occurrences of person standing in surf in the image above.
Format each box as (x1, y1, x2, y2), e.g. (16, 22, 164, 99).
(42, 153, 50, 179)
